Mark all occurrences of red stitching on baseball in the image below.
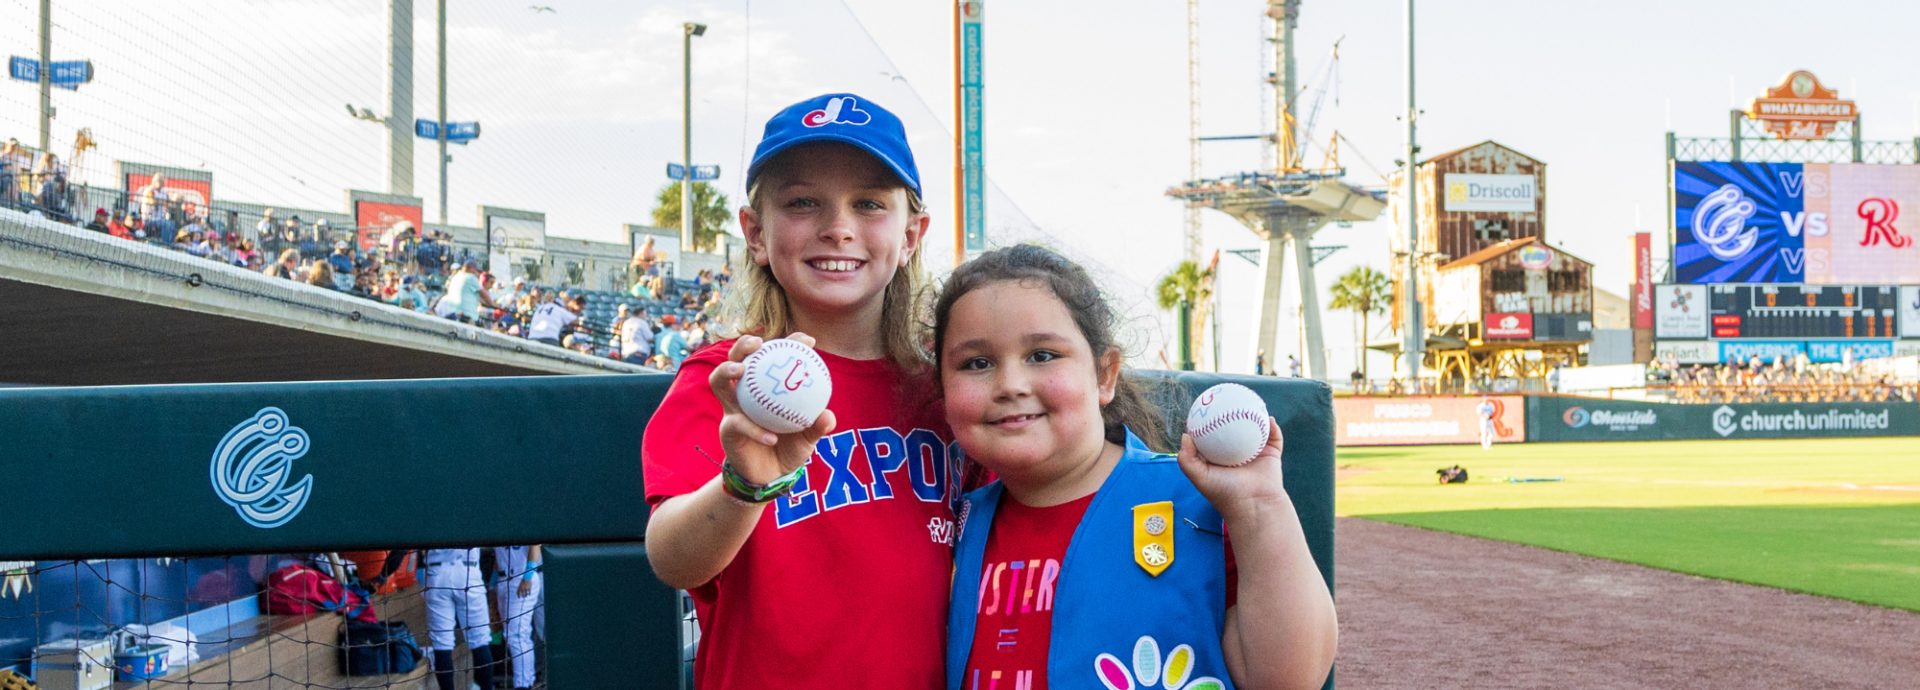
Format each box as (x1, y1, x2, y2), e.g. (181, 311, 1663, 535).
(1193, 408, 1267, 439)
(743, 343, 817, 428)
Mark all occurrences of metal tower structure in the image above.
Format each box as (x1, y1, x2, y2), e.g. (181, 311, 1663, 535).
(1167, 0, 1383, 379)
(1184, 0, 1202, 265)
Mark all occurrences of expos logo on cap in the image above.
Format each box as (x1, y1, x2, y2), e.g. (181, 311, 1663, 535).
(800, 96, 872, 128)
(747, 92, 922, 199)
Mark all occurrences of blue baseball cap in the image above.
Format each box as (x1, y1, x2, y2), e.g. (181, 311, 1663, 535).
(745, 93, 922, 199)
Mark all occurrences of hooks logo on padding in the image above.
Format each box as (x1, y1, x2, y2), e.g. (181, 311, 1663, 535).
(210, 407, 314, 529)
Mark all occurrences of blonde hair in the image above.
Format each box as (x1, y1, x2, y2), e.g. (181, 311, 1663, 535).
(725, 157, 930, 372)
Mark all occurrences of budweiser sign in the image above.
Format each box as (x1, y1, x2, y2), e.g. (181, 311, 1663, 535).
(1748, 70, 1856, 140)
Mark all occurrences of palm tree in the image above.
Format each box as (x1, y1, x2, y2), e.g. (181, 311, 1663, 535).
(651, 182, 732, 253)
(1328, 265, 1390, 380)
(1156, 260, 1213, 371)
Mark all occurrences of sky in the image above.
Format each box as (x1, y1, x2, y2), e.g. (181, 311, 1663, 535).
(4, 0, 1917, 376)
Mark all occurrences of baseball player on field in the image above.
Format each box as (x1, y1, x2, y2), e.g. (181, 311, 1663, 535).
(1478, 396, 1498, 450)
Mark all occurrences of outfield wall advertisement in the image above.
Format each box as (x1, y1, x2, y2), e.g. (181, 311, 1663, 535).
(1675, 162, 1920, 285)
(1529, 396, 1920, 442)
(1334, 396, 1526, 446)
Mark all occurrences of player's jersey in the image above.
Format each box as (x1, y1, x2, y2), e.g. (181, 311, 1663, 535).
(644, 338, 959, 690)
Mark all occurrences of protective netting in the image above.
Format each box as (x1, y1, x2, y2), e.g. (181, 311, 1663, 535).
(0, 551, 544, 689)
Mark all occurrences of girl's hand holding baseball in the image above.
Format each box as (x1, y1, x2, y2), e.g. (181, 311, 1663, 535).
(1176, 417, 1289, 520)
(707, 333, 837, 484)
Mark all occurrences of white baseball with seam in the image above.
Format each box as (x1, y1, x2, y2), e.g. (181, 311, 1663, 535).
(1186, 382, 1274, 466)
(735, 338, 834, 434)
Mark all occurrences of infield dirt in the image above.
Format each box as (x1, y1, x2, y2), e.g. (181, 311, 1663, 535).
(1335, 517, 1920, 689)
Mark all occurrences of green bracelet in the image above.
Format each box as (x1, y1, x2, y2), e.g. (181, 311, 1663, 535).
(720, 462, 805, 504)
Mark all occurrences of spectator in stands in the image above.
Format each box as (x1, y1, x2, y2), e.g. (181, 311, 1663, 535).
(84, 208, 110, 234)
(396, 275, 430, 313)
(528, 294, 582, 347)
(416, 230, 448, 282)
(0, 138, 24, 205)
(127, 211, 153, 242)
(628, 273, 654, 300)
(631, 235, 661, 276)
(199, 231, 233, 265)
(33, 153, 67, 218)
(183, 213, 210, 244)
(146, 206, 177, 247)
(305, 260, 335, 289)
(176, 229, 201, 255)
(440, 261, 500, 324)
(288, 217, 318, 257)
(655, 314, 689, 370)
(685, 313, 708, 352)
(106, 211, 134, 240)
(326, 241, 356, 291)
(618, 306, 653, 364)
(491, 275, 525, 312)
(235, 239, 263, 270)
(137, 175, 168, 220)
(716, 261, 732, 287)
(257, 209, 284, 248)
(381, 220, 416, 261)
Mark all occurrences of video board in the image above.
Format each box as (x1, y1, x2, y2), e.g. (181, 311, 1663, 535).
(1674, 162, 1920, 284)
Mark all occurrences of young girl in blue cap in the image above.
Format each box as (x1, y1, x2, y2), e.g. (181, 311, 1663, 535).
(643, 93, 960, 690)
(936, 245, 1337, 690)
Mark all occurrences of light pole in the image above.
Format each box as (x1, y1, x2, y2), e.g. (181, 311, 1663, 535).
(682, 22, 706, 253)
(437, 0, 450, 226)
(36, 0, 50, 154)
(1401, 0, 1423, 383)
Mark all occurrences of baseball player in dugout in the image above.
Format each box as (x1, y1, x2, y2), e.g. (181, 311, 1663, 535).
(371, 549, 498, 690)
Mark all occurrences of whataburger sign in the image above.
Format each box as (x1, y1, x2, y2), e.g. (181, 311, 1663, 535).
(1748, 70, 1856, 140)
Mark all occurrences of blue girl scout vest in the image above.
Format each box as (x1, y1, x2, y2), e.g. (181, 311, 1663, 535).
(947, 431, 1235, 690)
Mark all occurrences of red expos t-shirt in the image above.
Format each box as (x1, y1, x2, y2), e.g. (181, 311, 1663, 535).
(643, 339, 959, 690)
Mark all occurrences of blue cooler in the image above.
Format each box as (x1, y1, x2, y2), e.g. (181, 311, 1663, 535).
(114, 644, 169, 682)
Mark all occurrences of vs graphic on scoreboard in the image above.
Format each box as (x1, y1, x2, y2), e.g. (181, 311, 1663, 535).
(1674, 162, 1920, 285)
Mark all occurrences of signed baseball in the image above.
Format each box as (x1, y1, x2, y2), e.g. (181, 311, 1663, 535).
(736, 339, 833, 434)
(1186, 383, 1273, 466)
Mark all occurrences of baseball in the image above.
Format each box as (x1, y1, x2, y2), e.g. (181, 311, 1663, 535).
(1186, 383, 1273, 466)
(735, 338, 834, 434)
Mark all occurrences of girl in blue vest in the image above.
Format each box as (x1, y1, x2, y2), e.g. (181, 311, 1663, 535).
(935, 245, 1336, 690)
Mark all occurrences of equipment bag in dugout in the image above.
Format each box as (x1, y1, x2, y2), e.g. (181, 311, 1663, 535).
(340, 619, 424, 676)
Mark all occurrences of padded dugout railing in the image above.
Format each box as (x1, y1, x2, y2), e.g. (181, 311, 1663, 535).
(0, 371, 1334, 689)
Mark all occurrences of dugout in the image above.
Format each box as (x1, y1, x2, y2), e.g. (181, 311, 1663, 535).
(0, 371, 1338, 689)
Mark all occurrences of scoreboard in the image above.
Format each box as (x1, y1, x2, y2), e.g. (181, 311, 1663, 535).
(1706, 284, 1899, 340)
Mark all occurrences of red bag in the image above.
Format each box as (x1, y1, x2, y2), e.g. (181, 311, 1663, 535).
(264, 564, 376, 622)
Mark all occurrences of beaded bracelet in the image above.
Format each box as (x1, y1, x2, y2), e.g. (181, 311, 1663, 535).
(720, 461, 805, 504)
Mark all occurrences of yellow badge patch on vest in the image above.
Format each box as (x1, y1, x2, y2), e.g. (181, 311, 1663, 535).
(1133, 501, 1175, 577)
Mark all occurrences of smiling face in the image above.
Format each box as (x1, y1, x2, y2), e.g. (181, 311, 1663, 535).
(940, 279, 1121, 480)
(741, 143, 927, 330)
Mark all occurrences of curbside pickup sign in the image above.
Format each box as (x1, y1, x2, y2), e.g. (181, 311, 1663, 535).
(1531, 396, 1920, 442)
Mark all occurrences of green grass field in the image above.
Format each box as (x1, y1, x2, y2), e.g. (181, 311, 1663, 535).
(1336, 438, 1920, 612)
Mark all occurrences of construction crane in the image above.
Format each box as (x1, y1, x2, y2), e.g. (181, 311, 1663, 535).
(1284, 37, 1342, 173)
